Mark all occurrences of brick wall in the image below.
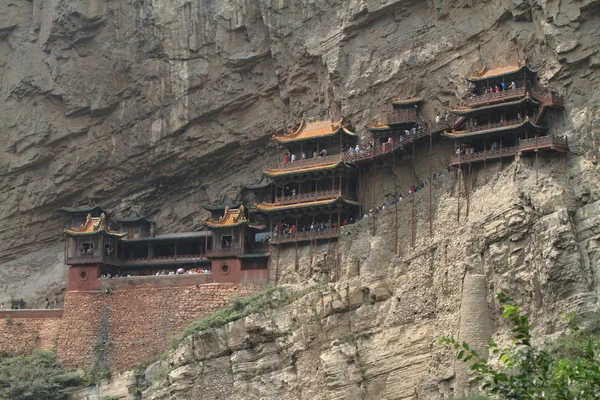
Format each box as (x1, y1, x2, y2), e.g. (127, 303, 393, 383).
(57, 282, 264, 371)
(0, 278, 263, 372)
(0, 310, 63, 356)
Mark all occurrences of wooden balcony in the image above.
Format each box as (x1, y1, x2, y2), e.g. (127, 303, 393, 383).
(270, 228, 340, 245)
(66, 251, 120, 266)
(450, 146, 518, 166)
(519, 135, 568, 153)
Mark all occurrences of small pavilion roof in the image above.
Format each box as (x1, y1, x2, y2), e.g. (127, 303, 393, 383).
(201, 192, 241, 212)
(272, 119, 356, 144)
(63, 213, 127, 238)
(254, 196, 360, 214)
(451, 96, 540, 116)
(391, 97, 423, 106)
(367, 122, 391, 132)
(203, 206, 248, 228)
(114, 211, 153, 224)
(467, 65, 536, 82)
(242, 182, 272, 190)
(443, 119, 547, 139)
(263, 160, 351, 178)
(60, 204, 105, 214)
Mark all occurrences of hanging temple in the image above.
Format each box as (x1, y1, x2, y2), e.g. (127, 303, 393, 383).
(61, 64, 568, 289)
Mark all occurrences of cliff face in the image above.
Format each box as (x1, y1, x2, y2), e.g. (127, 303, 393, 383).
(1, 0, 599, 394)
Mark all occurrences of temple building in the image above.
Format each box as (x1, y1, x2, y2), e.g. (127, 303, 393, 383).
(367, 98, 423, 145)
(60, 203, 106, 229)
(255, 117, 360, 245)
(202, 205, 269, 283)
(446, 64, 568, 166)
(63, 212, 127, 290)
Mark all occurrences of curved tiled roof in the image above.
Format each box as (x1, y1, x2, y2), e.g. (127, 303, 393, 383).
(391, 97, 423, 106)
(201, 191, 241, 211)
(451, 96, 540, 116)
(242, 182, 272, 190)
(203, 206, 248, 228)
(254, 196, 360, 213)
(443, 119, 547, 139)
(272, 119, 357, 144)
(64, 213, 127, 238)
(467, 65, 536, 82)
(367, 123, 391, 132)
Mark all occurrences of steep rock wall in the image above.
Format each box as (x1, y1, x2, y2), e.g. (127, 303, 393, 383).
(1, 0, 599, 306)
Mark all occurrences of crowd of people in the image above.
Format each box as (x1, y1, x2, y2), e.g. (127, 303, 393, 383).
(100, 268, 211, 279)
(272, 218, 354, 238)
(283, 148, 329, 163)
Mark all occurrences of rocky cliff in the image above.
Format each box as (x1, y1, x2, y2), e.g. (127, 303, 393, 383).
(1, 0, 599, 397)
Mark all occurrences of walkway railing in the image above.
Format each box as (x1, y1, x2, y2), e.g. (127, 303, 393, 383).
(343, 120, 452, 163)
(271, 228, 339, 244)
(450, 146, 518, 165)
(467, 87, 526, 105)
(519, 135, 568, 151)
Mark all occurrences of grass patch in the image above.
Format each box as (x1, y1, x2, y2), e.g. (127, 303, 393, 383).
(170, 285, 323, 351)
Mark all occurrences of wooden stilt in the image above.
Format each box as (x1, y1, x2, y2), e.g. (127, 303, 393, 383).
(429, 132, 433, 237)
(411, 140, 416, 248)
(393, 153, 398, 255)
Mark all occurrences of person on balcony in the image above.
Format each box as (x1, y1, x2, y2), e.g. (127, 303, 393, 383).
(283, 153, 290, 164)
(510, 81, 516, 90)
(292, 188, 296, 197)
(301, 151, 306, 159)
(320, 148, 327, 157)
(291, 153, 296, 162)
(484, 86, 489, 94)
(436, 113, 441, 124)
(355, 144, 360, 154)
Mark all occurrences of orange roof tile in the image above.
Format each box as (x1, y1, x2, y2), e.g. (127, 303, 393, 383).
(204, 206, 247, 228)
(272, 119, 356, 143)
(467, 64, 536, 82)
(254, 197, 359, 213)
(391, 97, 423, 105)
(263, 162, 343, 177)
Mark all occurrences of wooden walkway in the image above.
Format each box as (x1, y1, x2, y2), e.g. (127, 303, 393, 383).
(449, 134, 569, 166)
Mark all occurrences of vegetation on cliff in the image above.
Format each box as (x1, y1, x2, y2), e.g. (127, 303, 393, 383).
(441, 293, 600, 399)
(0, 350, 81, 400)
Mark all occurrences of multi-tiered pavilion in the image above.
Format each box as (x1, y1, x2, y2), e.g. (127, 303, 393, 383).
(445, 64, 568, 166)
(256, 118, 360, 244)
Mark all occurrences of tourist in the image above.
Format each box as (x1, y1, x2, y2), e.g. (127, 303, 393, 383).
(0, 303, 4, 310)
(301, 151, 306, 159)
(436, 113, 441, 124)
(470, 146, 475, 155)
(381, 204, 386, 211)
(321, 148, 327, 157)
(45, 298, 50, 309)
(355, 144, 360, 154)
(291, 153, 296, 162)
(283, 153, 290, 164)
(343, 219, 348, 226)
(363, 213, 368, 219)
(510, 81, 516, 90)
(292, 188, 296, 197)
(517, 111, 522, 120)
(445, 111, 450, 120)
(313, 151, 317, 158)
(484, 86, 489, 94)
(411, 127, 417, 136)
(368, 141, 373, 149)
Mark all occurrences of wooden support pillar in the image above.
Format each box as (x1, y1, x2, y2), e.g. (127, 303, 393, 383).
(295, 216, 298, 271)
(393, 153, 398, 255)
(535, 135, 539, 184)
(457, 161, 461, 222)
(411, 140, 416, 249)
(372, 162, 376, 210)
(429, 132, 433, 237)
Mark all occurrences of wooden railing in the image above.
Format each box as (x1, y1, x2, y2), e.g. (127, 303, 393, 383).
(66, 251, 119, 265)
(467, 86, 526, 105)
(450, 145, 518, 165)
(205, 247, 243, 257)
(462, 117, 534, 133)
(270, 154, 343, 171)
(271, 228, 339, 244)
(519, 135, 568, 151)
(450, 135, 569, 165)
(123, 253, 207, 265)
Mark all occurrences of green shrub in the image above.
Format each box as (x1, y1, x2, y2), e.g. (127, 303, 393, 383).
(440, 292, 600, 399)
(0, 350, 82, 400)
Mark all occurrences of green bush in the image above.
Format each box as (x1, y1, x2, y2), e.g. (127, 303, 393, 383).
(440, 292, 600, 399)
(0, 350, 82, 400)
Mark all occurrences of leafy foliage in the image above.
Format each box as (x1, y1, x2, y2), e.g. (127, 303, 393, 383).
(0, 350, 82, 400)
(440, 292, 600, 399)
